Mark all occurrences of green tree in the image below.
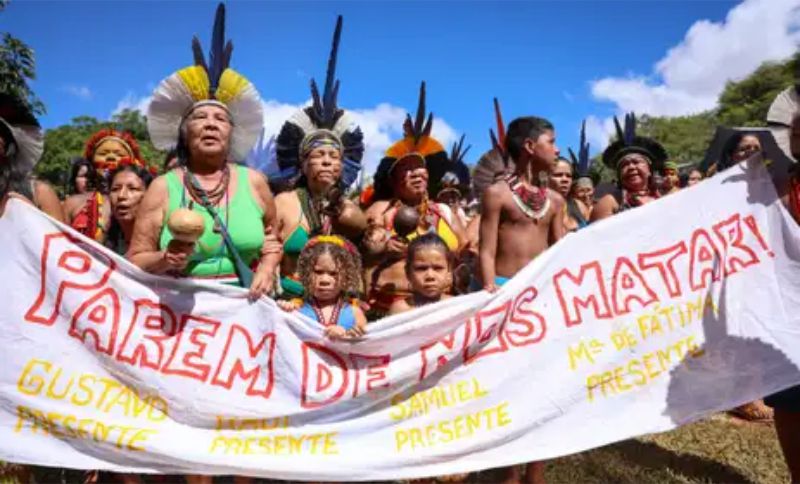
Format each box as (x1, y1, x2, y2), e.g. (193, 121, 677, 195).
(0, 1, 45, 115)
(716, 55, 797, 128)
(35, 110, 162, 194)
(637, 111, 717, 165)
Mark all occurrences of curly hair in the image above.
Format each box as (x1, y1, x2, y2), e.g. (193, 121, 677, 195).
(297, 241, 363, 298)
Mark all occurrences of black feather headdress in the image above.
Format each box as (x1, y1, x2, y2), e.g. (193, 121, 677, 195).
(275, 15, 365, 191)
(601, 112, 667, 172)
(568, 120, 596, 185)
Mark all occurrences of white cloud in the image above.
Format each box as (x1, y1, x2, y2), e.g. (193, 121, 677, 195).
(589, 0, 800, 148)
(260, 99, 459, 174)
(584, 115, 616, 153)
(61, 85, 92, 100)
(113, 92, 151, 115)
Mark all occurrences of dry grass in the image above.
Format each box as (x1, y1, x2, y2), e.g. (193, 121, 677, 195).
(7, 414, 789, 483)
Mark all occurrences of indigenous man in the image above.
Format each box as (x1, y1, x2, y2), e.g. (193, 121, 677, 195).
(591, 113, 667, 221)
(479, 116, 565, 291)
(479, 116, 565, 483)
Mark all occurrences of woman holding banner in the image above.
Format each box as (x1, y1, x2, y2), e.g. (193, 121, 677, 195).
(764, 81, 800, 483)
(128, 3, 281, 300)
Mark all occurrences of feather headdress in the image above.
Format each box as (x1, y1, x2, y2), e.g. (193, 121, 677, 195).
(83, 128, 143, 172)
(373, 82, 449, 200)
(473, 97, 514, 197)
(0, 93, 43, 176)
(601, 112, 667, 172)
(275, 16, 364, 191)
(147, 3, 263, 162)
(568, 120, 596, 186)
(767, 60, 800, 162)
(436, 135, 471, 199)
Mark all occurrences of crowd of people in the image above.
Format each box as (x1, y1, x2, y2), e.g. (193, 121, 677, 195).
(1, 4, 800, 484)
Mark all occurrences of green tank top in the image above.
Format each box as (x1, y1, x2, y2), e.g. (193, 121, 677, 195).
(159, 165, 265, 285)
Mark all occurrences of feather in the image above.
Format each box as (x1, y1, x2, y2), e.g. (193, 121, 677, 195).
(568, 147, 578, 165)
(493, 97, 506, 148)
(402, 114, 415, 139)
(577, 119, 591, 175)
(413, 82, 427, 141)
(222, 41, 233, 71)
(613, 115, 624, 143)
(624, 112, 636, 145)
(321, 15, 343, 127)
(310, 79, 323, 123)
(208, 3, 227, 94)
(450, 134, 469, 164)
(191, 37, 207, 70)
(421, 112, 433, 138)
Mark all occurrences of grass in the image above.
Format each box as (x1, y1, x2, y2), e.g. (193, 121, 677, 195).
(3, 414, 788, 483)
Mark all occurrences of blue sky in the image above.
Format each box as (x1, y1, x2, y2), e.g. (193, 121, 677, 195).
(3, 0, 799, 170)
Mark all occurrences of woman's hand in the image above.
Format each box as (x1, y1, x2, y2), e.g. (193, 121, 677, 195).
(163, 240, 194, 273)
(277, 299, 301, 312)
(248, 269, 274, 300)
(324, 326, 347, 339)
(385, 237, 408, 258)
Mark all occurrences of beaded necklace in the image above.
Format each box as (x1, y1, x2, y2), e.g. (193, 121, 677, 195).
(506, 174, 550, 220)
(309, 297, 344, 327)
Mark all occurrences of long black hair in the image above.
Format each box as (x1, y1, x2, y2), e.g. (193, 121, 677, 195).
(719, 131, 761, 171)
(67, 158, 97, 195)
(104, 164, 154, 255)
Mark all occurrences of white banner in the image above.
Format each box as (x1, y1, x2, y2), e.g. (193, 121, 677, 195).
(1, 160, 800, 480)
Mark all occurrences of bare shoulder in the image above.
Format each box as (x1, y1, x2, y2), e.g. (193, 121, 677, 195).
(547, 187, 566, 208)
(63, 192, 88, 214)
(274, 189, 297, 206)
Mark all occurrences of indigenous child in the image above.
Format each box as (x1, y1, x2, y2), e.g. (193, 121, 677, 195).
(389, 233, 453, 314)
(279, 235, 367, 339)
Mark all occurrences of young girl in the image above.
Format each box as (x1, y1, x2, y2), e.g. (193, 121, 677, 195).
(280, 235, 367, 338)
(389, 233, 453, 315)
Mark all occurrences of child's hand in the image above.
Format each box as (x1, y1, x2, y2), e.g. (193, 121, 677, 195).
(277, 299, 301, 312)
(324, 326, 347, 339)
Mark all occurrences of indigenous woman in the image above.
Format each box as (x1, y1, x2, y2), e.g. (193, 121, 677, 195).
(762, 82, 800, 481)
(129, 4, 280, 299)
(272, 16, 366, 299)
(64, 128, 144, 241)
(686, 168, 703, 187)
(363, 82, 466, 317)
(0, 93, 63, 222)
(591, 113, 668, 222)
(564, 120, 594, 231)
(435, 135, 471, 227)
(719, 131, 763, 171)
(105, 162, 155, 255)
(68, 157, 94, 195)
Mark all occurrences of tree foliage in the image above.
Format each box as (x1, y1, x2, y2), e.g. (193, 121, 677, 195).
(716, 56, 797, 128)
(0, 2, 45, 115)
(599, 55, 798, 168)
(35, 109, 163, 193)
